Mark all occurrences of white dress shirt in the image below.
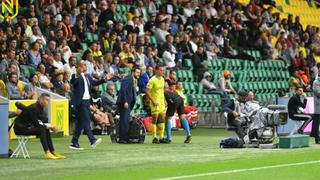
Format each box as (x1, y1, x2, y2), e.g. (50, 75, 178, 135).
(81, 73, 90, 100)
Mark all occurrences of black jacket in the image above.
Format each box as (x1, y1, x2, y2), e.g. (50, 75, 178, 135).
(14, 102, 47, 129)
(288, 94, 307, 118)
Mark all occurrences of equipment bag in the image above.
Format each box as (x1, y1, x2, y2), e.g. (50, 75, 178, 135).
(219, 136, 243, 148)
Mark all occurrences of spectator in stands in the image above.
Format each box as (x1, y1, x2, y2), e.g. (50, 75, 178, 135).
(155, 21, 169, 45)
(53, 52, 64, 71)
(165, 69, 177, 85)
(119, 43, 135, 68)
(63, 56, 77, 76)
(24, 73, 40, 100)
(30, 25, 47, 45)
(37, 63, 54, 90)
(162, 43, 176, 69)
(6, 73, 26, 100)
(192, 45, 208, 81)
(135, 45, 147, 71)
(17, 41, 29, 65)
(138, 66, 154, 94)
(0, 49, 20, 79)
(53, 72, 70, 96)
(218, 70, 237, 95)
(101, 83, 118, 113)
(90, 86, 114, 135)
(61, 15, 73, 38)
(27, 42, 42, 68)
(83, 51, 95, 76)
(179, 34, 194, 60)
(58, 39, 72, 64)
(201, 72, 217, 93)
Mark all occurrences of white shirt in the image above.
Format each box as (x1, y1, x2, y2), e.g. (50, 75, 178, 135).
(53, 60, 64, 71)
(63, 64, 77, 76)
(163, 50, 176, 68)
(81, 73, 90, 100)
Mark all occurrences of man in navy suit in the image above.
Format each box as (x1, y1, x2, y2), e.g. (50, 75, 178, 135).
(117, 67, 141, 143)
(70, 60, 113, 150)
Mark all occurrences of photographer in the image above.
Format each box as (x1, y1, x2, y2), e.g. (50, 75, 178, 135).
(14, 93, 65, 160)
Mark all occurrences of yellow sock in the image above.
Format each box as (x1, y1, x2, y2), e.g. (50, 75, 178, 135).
(152, 123, 157, 138)
(158, 123, 165, 139)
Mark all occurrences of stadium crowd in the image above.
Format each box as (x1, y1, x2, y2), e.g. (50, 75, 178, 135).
(0, 0, 320, 116)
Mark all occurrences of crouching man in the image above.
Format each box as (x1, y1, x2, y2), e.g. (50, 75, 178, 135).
(14, 93, 65, 160)
(224, 91, 248, 142)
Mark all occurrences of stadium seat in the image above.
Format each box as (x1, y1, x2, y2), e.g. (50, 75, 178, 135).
(184, 59, 194, 70)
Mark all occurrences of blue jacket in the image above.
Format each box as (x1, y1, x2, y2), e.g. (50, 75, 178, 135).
(70, 73, 105, 106)
(138, 73, 150, 94)
(116, 75, 136, 110)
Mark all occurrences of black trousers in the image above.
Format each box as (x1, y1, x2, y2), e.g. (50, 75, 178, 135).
(119, 107, 131, 141)
(311, 114, 320, 142)
(291, 114, 312, 133)
(227, 113, 246, 139)
(14, 124, 54, 152)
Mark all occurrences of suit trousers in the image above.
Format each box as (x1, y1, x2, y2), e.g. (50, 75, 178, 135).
(119, 107, 131, 141)
(311, 114, 320, 142)
(72, 100, 96, 145)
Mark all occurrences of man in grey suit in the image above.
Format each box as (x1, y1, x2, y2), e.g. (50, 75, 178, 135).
(312, 74, 320, 144)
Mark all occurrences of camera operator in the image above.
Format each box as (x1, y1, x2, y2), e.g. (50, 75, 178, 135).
(288, 86, 312, 134)
(224, 91, 247, 142)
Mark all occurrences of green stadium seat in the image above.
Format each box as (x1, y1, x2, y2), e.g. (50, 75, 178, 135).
(85, 32, 93, 42)
(92, 34, 99, 41)
(80, 43, 88, 51)
(119, 68, 131, 76)
(184, 59, 194, 70)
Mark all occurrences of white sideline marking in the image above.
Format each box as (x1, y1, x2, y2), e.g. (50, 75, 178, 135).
(152, 160, 320, 180)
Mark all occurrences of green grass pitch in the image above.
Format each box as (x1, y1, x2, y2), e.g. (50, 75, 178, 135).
(1, 129, 320, 180)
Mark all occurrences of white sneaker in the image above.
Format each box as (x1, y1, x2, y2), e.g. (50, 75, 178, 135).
(91, 138, 102, 148)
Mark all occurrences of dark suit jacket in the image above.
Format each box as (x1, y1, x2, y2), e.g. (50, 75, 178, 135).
(70, 73, 105, 106)
(288, 94, 307, 118)
(116, 75, 136, 110)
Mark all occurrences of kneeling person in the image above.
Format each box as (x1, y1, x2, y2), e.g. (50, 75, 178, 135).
(14, 93, 65, 160)
(165, 82, 191, 143)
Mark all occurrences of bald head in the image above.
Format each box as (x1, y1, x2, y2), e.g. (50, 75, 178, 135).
(78, 60, 87, 73)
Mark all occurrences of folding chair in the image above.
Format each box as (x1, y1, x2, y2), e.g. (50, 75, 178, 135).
(10, 136, 30, 159)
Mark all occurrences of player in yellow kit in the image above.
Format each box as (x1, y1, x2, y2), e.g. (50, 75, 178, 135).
(146, 64, 169, 143)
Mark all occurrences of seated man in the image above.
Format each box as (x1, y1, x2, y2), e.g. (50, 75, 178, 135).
(6, 73, 26, 100)
(224, 91, 247, 142)
(101, 83, 118, 113)
(91, 86, 114, 134)
(13, 93, 65, 160)
(218, 70, 237, 95)
(288, 86, 312, 134)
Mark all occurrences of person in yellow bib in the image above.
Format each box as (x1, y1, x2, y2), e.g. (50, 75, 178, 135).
(146, 64, 169, 144)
